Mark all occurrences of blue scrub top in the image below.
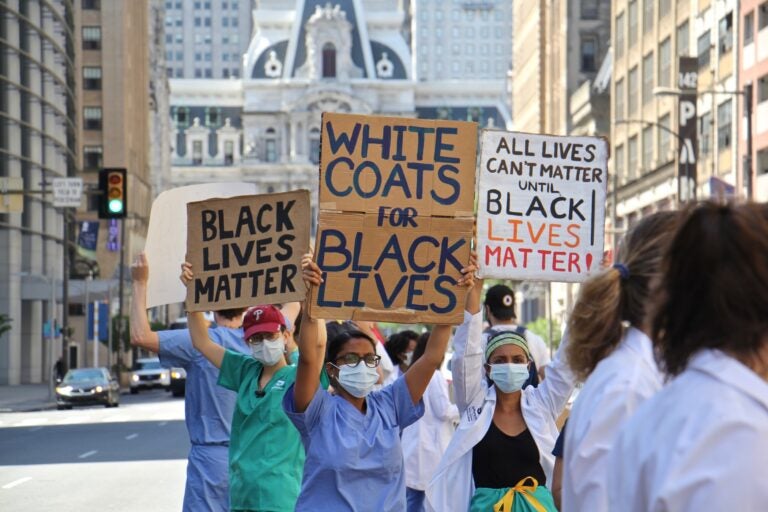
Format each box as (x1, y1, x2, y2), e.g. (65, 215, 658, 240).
(283, 376, 425, 512)
(158, 326, 249, 445)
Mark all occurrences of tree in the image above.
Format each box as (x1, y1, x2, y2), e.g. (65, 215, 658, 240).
(0, 314, 11, 338)
(525, 317, 562, 350)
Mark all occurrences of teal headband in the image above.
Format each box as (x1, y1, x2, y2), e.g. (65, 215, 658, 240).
(485, 331, 531, 361)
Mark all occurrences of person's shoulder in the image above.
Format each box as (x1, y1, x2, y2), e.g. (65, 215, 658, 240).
(209, 327, 248, 350)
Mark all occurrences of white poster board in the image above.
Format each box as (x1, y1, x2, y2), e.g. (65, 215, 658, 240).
(477, 130, 608, 282)
(144, 182, 260, 308)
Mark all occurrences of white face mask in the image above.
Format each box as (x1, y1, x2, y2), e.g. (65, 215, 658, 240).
(333, 363, 379, 398)
(402, 351, 414, 366)
(250, 336, 285, 366)
(489, 363, 530, 393)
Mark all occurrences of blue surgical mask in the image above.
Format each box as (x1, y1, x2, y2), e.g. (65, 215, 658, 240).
(489, 363, 530, 393)
(332, 363, 379, 398)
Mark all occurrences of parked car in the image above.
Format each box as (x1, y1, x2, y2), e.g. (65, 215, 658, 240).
(130, 357, 170, 394)
(56, 367, 120, 409)
(170, 367, 186, 397)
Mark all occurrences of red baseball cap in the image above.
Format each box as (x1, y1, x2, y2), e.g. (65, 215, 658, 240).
(243, 305, 286, 340)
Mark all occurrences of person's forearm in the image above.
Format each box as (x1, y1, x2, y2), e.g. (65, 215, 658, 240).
(129, 283, 159, 352)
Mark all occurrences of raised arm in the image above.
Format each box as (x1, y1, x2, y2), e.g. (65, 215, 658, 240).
(450, 255, 485, 413)
(180, 262, 225, 368)
(292, 254, 326, 412)
(405, 257, 476, 405)
(129, 253, 160, 353)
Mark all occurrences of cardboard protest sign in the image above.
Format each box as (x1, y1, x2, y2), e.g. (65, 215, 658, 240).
(477, 131, 608, 282)
(311, 112, 477, 324)
(145, 182, 262, 308)
(185, 190, 310, 312)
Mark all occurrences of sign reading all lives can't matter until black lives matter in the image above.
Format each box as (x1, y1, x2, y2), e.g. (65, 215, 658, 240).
(477, 130, 608, 282)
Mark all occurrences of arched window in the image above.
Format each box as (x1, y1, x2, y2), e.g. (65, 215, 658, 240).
(265, 127, 277, 162)
(309, 127, 321, 164)
(322, 43, 336, 78)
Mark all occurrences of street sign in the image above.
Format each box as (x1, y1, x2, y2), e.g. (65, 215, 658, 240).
(0, 177, 24, 213)
(52, 177, 83, 208)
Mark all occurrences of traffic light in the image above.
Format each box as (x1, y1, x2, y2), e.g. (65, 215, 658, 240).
(98, 168, 127, 219)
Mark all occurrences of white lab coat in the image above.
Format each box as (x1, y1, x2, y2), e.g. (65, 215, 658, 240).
(562, 327, 663, 512)
(426, 311, 576, 512)
(402, 370, 460, 490)
(606, 349, 768, 511)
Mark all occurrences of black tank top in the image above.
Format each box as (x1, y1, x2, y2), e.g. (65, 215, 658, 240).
(472, 421, 547, 489)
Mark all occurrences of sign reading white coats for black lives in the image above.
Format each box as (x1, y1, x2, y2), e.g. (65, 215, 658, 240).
(185, 190, 310, 312)
(477, 131, 608, 282)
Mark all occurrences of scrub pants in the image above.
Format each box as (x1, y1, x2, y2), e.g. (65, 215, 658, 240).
(407, 487, 426, 512)
(183, 444, 230, 512)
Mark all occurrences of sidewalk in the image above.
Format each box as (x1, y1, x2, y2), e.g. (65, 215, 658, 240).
(0, 383, 57, 413)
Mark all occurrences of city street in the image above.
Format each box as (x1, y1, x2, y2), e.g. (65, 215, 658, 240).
(0, 390, 188, 511)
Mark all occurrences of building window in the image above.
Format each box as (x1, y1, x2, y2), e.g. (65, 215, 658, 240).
(677, 21, 689, 57)
(615, 144, 625, 181)
(760, 2, 768, 30)
(223, 17, 229, 27)
(224, 140, 234, 165)
(615, 77, 625, 118)
(204, 69, 212, 78)
(659, 0, 670, 19)
(232, 17, 238, 27)
(616, 12, 625, 58)
(580, 36, 597, 72)
(192, 140, 203, 165)
(628, 135, 639, 181)
(745, 11, 755, 45)
(759, 74, 768, 102)
(697, 30, 711, 69)
(223, 69, 230, 78)
(628, 0, 638, 46)
(658, 37, 671, 87)
(581, 0, 598, 19)
(175, 68, 183, 78)
(175, 106, 189, 127)
(717, 100, 732, 149)
(628, 66, 639, 114)
(195, 69, 202, 78)
(83, 107, 102, 130)
(699, 111, 712, 155)
(757, 147, 768, 175)
(83, 146, 102, 170)
(82, 0, 100, 9)
(643, 0, 653, 34)
(322, 43, 336, 78)
(83, 67, 102, 90)
(206, 107, 220, 127)
(82, 27, 102, 50)
(232, 69, 240, 78)
(659, 114, 671, 162)
(642, 126, 653, 172)
(309, 128, 321, 164)
(265, 128, 277, 162)
(642, 53, 654, 104)
(719, 13, 733, 54)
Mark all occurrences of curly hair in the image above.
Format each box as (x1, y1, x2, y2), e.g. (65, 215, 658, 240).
(652, 202, 768, 376)
(567, 210, 680, 381)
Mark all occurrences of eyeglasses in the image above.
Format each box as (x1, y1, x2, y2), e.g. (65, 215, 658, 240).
(248, 332, 279, 345)
(335, 353, 381, 368)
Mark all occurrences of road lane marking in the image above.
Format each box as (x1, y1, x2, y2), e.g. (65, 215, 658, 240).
(125, 433, 138, 440)
(2, 477, 32, 489)
(27, 426, 43, 432)
(158, 421, 167, 427)
(78, 450, 97, 459)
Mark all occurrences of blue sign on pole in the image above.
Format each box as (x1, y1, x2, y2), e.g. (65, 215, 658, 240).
(86, 303, 110, 341)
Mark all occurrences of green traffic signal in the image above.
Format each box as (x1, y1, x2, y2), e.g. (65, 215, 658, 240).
(108, 198, 124, 214)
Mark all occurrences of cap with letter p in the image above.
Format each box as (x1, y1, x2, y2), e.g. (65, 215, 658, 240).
(243, 305, 286, 339)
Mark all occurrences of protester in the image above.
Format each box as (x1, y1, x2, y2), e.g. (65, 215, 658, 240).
(606, 202, 768, 511)
(282, 256, 477, 511)
(179, 255, 322, 512)
(483, 284, 550, 380)
(550, 422, 566, 511)
(384, 329, 420, 384)
(426, 271, 575, 512)
(401, 332, 459, 512)
(130, 253, 251, 512)
(561, 211, 680, 511)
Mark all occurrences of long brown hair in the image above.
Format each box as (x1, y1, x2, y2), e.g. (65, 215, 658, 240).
(567, 210, 680, 381)
(652, 202, 768, 376)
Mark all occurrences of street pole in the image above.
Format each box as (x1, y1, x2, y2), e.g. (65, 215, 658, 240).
(49, 272, 56, 400)
(745, 83, 754, 200)
(84, 273, 90, 365)
(62, 210, 70, 370)
(117, 218, 126, 374)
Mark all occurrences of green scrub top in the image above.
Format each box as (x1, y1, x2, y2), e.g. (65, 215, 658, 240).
(218, 350, 303, 512)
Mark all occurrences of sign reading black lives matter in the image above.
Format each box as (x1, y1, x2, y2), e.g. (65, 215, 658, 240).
(477, 131, 608, 282)
(185, 190, 310, 312)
